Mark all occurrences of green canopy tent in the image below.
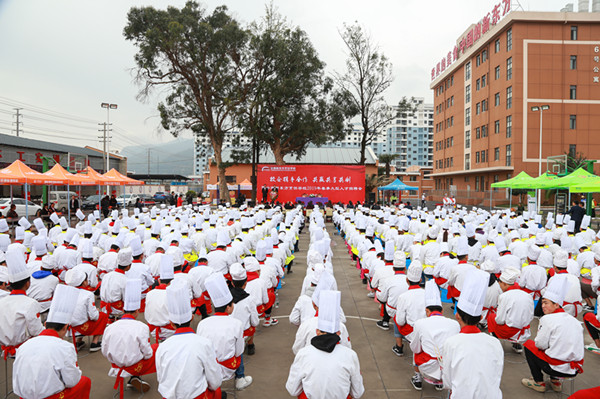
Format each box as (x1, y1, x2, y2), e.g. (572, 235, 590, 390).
(490, 171, 535, 209)
(533, 168, 598, 190)
(516, 172, 559, 189)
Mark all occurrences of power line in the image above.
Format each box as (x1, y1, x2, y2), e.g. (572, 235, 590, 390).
(0, 96, 98, 124)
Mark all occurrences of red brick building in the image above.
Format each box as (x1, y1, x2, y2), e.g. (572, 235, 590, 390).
(430, 8, 600, 206)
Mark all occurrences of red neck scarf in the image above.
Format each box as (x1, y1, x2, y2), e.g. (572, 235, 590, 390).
(39, 329, 60, 338)
(460, 325, 481, 334)
(174, 327, 194, 335)
(10, 290, 27, 296)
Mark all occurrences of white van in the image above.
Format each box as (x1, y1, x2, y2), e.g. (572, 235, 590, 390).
(48, 191, 78, 213)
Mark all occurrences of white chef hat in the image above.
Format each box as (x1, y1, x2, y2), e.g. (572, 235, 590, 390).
(14, 226, 25, 241)
(76, 209, 85, 221)
(83, 221, 93, 235)
(407, 261, 422, 283)
(111, 210, 119, 220)
(33, 218, 45, 232)
(243, 257, 260, 272)
(230, 263, 247, 281)
(124, 279, 142, 312)
(166, 282, 193, 325)
(494, 236, 507, 253)
(65, 268, 87, 287)
(384, 240, 395, 261)
(166, 247, 184, 267)
(553, 249, 568, 268)
(179, 238, 193, 254)
(317, 290, 341, 334)
(310, 263, 325, 285)
(216, 229, 230, 247)
(197, 247, 208, 260)
(457, 269, 489, 317)
(151, 222, 161, 236)
(160, 254, 174, 280)
(205, 273, 233, 308)
(556, 214, 564, 225)
(18, 217, 31, 230)
(424, 280, 442, 308)
(6, 248, 30, 283)
(479, 260, 496, 273)
(543, 274, 569, 306)
(0, 266, 8, 283)
(0, 219, 8, 233)
(427, 225, 440, 240)
(32, 236, 47, 256)
(528, 244, 541, 261)
(47, 284, 79, 324)
(255, 240, 267, 261)
(129, 236, 143, 258)
(117, 247, 133, 267)
(456, 236, 469, 257)
(499, 267, 520, 285)
(581, 215, 591, 230)
(535, 234, 546, 246)
(63, 228, 77, 244)
(41, 254, 56, 270)
(69, 233, 80, 247)
(393, 251, 406, 268)
(81, 240, 94, 259)
(566, 220, 575, 233)
(465, 224, 476, 237)
(312, 271, 336, 307)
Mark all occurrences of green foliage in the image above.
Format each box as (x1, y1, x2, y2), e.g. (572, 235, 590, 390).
(378, 153, 399, 177)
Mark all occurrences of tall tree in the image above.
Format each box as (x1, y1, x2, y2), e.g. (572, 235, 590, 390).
(378, 153, 399, 177)
(124, 2, 250, 201)
(240, 6, 355, 165)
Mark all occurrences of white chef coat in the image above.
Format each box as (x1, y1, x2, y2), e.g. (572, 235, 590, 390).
(0, 293, 44, 346)
(378, 273, 408, 317)
(145, 286, 173, 340)
(196, 314, 244, 380)
(71, 289, 99, 327)
(447, 262, 476, 293)
(394, 287, 426, 342)
(97, 250, 119, 275)
(206, 248, 232, 275)
(245, 277, 269, 308)
(518, 264, 547, 293)
(143, 237, 160, 258)
(188, 265, 215, 299)
(101, 316, 153, 375)
(70, 262, 99, 289)
(99, 269, 128, 311)
(145, 252, 164, 277)
(156, 330, 223, 399)
(432, 256, 457, 288)
(495, 288, 534, 340)
(126, 261, 154, 295)
(14, 331, 82, 399)
(534, 311, 584, 375)
(420, 241, 441, 275)
(508, 240, 529, 263)
(292, 316, 351, 355)
(290, 295, 316, 326)
(546, 273, 583, 317)
(410, 314, 460, 380)
(442, 330, 503, 399)
(286, 343, 364, 399)
(231, 295, 259, 332)
(496, 253, 521, 272)
(27, 272, 59, 312)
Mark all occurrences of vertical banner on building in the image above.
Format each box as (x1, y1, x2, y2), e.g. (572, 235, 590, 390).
(257, 164, 366, 203)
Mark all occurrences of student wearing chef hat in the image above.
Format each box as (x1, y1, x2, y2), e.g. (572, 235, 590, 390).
(286, 290, 365, 399)
(197, 273, 252, 391)
(487, 267, 534, 353)
(522, 275, 584, 393)
(99, 247, 133, 316)
(102, 279, 157, 393)
(13, 285, 92, 399)
(409, 280, 459, 391)
(442, 269, 503, 398)
(229, 262, 259, 356)
(156, 283, 224, 399)
(392, 261, 426, 357)
(0, 248, 44, 355)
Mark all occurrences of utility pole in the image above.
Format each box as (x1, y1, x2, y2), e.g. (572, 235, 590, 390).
(98, 122, 112, 195)
(147, 148, 151, 175)
(13, 108, 23, 137)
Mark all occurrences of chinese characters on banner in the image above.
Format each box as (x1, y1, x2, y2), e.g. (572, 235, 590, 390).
(431, 0, 511, 81)
(594, 46, 600, 83)
(257, 164, 366, 204)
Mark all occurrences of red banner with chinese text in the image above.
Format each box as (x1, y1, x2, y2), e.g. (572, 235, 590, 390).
(257, 164, 365, 204)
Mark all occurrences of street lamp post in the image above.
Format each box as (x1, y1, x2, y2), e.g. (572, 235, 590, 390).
(101, 103, 117, 196)
(531, 105, 550, 214)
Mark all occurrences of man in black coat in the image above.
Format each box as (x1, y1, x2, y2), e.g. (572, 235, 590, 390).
(261, 185, 269, 204)
(567, 200, 586, 233)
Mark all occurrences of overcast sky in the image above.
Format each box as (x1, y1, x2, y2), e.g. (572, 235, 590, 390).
(0, 0, 574, 150)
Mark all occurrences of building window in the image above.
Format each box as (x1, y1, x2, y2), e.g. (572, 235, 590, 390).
(506, 86, 513, 109)
(450, 157, 454, 167)
(570, 85, 577, 100)
(476, 79, 481, 91)
(571, 26, 578, 41)
(481, 74, 487, 87)
(495, 65, 500, 80)
(476, 54, 481, 67)
(495, 39, 501, 53)
(507, 28, 512, 51)
(476, 152, 480, 163)
(570, 55, 577, 70)
(475, 177, 479, 191)
(482, 49, 488, 63)
(465, 154, 470, 170)
(495, 92, 500, 106)
(451, 75, 454, 86)
(569, 144, 577, 157)
(506, 144, 512, 166)
(465, 61, 471, 80)
(495, 120, 500, 133)
(482, 125, 488, 137)
(476, 103, 481, 115)
(481, 150, 486, 162)
(483, 99, 488, 112)
(465, 108, 471, 126)
(476, 127, 480, 139)
(494, 147, 500, 161)
(570, 115, 577, 129)
(506, 57, 513, 80)
(506, 115, 512, 138)
(465, 130, 471, 149)
(465, 85, 471, 103)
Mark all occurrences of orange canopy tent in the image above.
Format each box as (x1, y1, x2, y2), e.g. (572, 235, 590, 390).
(103, 168, 143, 186)
(0, 160, 66, 185)
(81, 166, 122, 186)
(44, 163, 97, 186)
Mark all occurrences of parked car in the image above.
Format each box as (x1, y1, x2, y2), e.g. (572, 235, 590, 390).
(138, 194, 156, 206)
(153, 192, 171, 203)
(0, 198, 42, 218)
(48, 191, 78, 214)
(81, 195, 102, 210)
(116, 194, 140, 207)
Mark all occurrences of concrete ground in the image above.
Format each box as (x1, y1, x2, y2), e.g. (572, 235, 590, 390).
(2, 221, 600, 398)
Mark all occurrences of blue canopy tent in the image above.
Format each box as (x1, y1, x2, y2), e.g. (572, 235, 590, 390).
(377, 178, 418, 203)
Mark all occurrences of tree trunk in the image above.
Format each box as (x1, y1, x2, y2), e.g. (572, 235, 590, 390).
(271, 140, 286, 165)
(213, 146, 229, 203)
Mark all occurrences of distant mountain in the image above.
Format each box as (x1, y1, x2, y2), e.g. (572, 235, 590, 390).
(119, 137, 194, 176)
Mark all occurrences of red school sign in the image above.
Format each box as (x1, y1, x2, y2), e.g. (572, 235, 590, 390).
(257, 164, 366, 204)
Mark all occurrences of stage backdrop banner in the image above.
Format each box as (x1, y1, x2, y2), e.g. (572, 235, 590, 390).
(257, 164, 366, 203)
